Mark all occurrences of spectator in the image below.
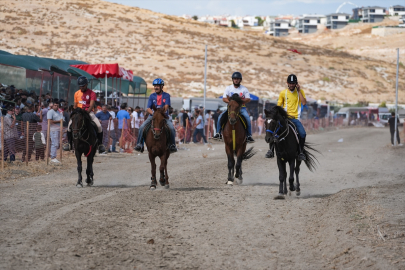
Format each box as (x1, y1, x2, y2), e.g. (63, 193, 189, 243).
(3, 107, 17, 162)
(182, 110, 190, 143)
(388, 112, 403, 146)
(132, 106, 141, 141)
(108, 106, 118, 153)
(22, 105, 42, 162)
(41, 102, 51, 140)
(33, 124, 45, 161)
(176, 108, 184, 127)
(47, 103, 63, 163)
(257, 113, 265, 136)
(96, 105, 112, 153)
(212, 109, 221, 134)
(116, 104, 130, 151)
(193, 110, 207, 144)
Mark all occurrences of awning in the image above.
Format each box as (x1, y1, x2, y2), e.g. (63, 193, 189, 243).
(71, 63, 133, 81)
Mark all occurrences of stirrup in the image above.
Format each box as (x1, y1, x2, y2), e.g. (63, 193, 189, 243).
(298, 152, 306, 161)
(169, 145, 177, 153)
(63, 143, 71, 151)
(265, 150, 274, 159)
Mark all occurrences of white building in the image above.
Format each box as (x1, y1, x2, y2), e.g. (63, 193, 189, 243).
(326, 13, 350, 29)
(297, 15, 325, 34)
(268, 20, 290, 37)
(242, 16, 259, 27)
(389, 5, 405, 16)
(362, 6, 386, 23)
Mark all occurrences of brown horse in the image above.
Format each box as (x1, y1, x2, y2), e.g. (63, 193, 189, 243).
(222, 94, 256, 185)
(145, 106, 171, 190)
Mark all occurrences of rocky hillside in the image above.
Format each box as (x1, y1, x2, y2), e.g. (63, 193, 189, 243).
(0, 0, 404, 103)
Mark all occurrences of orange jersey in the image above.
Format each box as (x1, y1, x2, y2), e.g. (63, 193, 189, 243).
(74, 89, 97, 110)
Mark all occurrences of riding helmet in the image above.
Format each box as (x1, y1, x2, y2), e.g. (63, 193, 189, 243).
(152, 78, 164, 86)
(231, 72, 242, 80)
(77, 76, 89, 87)
(287, 74, 298, 84)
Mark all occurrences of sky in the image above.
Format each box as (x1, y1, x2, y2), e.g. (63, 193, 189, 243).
(105, 0, 405, 16)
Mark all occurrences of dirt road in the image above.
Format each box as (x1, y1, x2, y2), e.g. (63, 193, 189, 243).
(0, 127, 404, 269)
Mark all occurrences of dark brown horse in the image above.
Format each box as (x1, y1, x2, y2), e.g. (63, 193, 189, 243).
(221, 94, 256, 185)
(70, 108, 98, 187)
(145, 106, 171, 190)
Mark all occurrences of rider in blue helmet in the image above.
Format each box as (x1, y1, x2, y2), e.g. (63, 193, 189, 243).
(134, 78, 177, 153)
(212, 72, 255, 143)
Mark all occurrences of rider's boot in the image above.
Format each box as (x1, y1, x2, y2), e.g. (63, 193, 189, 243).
(134, 143, 144, 153)
(97, 132, 106, 153)
(297, 137, 306, 161)
(265, 144, 275, 158)
(169, 144, 177, 153)
(63, 131, 73, 151)
(213, 133, 222, 140)
(246, 135, 255, 143)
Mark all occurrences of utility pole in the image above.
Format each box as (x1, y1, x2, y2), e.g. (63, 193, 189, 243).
(394, 48, 399, 146)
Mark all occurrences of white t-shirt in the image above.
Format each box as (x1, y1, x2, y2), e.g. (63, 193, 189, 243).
(108, 111, 115, 130)
(131, 111, 140, 129)
(223, 84, 250, 102)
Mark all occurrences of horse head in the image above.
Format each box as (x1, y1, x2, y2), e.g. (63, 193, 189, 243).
(71, 108, 88, 140)
(228, 93, 243, 126)
(264, 106, 289, 144)
(151, 104, 168, 140)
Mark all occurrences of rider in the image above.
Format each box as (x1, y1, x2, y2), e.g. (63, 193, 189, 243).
(63, 76, 106, 153)
(265, 74, 306, 160)
(212, 72, 255, 143)
(134, 78, 177, 153)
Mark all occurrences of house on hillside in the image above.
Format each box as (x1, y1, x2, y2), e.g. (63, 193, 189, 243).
(362, 6, 386, 23)
(268, 20, 290, 36)
(242, 16, 259, 27)
(297, 16, 325, 34)
(389, 5, 405, 16)
(326, 13, 350, 29)
(399, 14, 405, 26)
(352, 8, 363, 20)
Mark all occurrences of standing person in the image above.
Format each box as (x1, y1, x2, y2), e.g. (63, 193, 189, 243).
(47, 102, 63, 163)
(265, 74, 307, 160)
(63, 76, 106, 153)
(21, 105, 42, 162)
(204, 109, 213, 138)
(107, 106, 118, 153)
(212, 108, 221, 134)
(134, 78, 177, 153)
(33, 125, 45, 161)
(3, 107, 17, 162)
(41, 102, 51, 141)
(389, 112, 403, 146)
(176, 108, 184, 127)
(193, 110, 207, 144)
(116, 103, 130, 151)
(213, 72, 255, 143)
(132, 106, 141, 142)
(257, 113, 265, 136)
(182, 110, 190, 143)
(96, 105, 112, 154)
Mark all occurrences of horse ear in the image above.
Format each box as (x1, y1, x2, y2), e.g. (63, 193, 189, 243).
(152, 104, 157, 111)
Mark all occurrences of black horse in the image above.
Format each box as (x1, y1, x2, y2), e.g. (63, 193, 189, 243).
(70, 108, 98, 187)
(264, 106, 318, 199)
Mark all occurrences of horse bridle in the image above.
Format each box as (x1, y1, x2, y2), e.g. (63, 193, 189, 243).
(151, 118, 165, 139)
(227, 103, 240, 124)
(266, 118, 289, 142)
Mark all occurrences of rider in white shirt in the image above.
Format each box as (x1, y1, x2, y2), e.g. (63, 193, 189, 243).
(213, 72, 255, 143)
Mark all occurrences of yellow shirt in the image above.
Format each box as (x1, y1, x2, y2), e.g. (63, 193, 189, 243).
(277, 88, 306, 119)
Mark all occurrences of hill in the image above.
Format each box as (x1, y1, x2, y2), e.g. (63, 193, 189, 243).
(0, 0, 404, 103)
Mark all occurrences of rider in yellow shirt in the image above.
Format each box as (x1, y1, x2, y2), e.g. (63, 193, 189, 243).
(265, 74, 307, 160)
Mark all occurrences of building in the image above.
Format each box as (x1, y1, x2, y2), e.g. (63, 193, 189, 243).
(362, 6, 386, 23)
(268, 20, 290, 36)
(352, 8, 363, 20)
(297, 16, 324, 34)
(242, 16, 259, 27)
(326, 13, 350, 29)
(389, 5, 405, 16)
(399, 14, 405, 26)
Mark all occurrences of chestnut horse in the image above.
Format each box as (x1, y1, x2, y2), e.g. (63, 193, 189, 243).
(145, 106, 171, 190)
(221, 93, 256, 185)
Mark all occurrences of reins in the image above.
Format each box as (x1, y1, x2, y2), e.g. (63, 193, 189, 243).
(228, 103, 241, 151)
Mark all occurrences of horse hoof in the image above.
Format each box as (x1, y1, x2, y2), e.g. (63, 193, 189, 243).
(274, 194, 285, 200)
(150, 186, 156, 190)
(76, 183, 83, 188)
(165, 184, 170, 189)
(296, 191, 301, 196)
(226, 181, 234, 186)
(289, 191, 291, 196)
(159, 181, 165, 186)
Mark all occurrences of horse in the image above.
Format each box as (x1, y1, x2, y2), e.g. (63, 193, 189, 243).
(70, 108, 98, 187)
(221, 93, 256, 185)
(145, 105, 171, 190)
(264, 106, 318, 199)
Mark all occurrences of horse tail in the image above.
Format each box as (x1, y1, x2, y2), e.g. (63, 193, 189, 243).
(303, 143, 320, 172)
(242, 147, 256, 161)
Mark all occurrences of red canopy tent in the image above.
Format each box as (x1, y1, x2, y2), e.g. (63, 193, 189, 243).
(71, 63, 133, 105)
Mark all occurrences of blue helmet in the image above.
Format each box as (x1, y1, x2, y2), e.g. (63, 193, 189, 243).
(77, 76, 88, 86)
(152, 78, 164, 86)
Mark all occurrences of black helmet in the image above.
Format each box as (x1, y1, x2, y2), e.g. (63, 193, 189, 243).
(231, 72, 242, 80)
(77, 76, 89, 87)
(287, 74, 298, 84)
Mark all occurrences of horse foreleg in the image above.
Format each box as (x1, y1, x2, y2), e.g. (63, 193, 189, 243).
(234, 155, 243, 180)
(226, 152, 235, 185)
(276, 157, 287, 197)
(288, 159, 296, 192)
(86, 154, 94, 186)
(295, 160, 302, 196)
(158, 155, 165, 187)
(164, 156, 169, 189)
(149, 152, 157, 190)
(76, 151, 83, 187)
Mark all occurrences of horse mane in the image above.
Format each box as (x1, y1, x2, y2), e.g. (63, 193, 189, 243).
(153, 108, 169, 119)
(229, 93, 243, 106)
(71, 108, 92, 125)
(268, 106, 293, 120)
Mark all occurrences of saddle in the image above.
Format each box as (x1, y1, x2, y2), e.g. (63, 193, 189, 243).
(220, 110, 248, 130)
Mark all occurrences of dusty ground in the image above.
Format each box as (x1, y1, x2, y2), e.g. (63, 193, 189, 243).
(0, 127, 404, 269)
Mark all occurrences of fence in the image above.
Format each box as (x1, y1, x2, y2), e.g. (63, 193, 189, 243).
(1, 117, 68, 170)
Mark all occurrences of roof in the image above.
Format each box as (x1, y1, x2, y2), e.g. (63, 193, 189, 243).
(132, 76, 147, 85)
(327, 13, 351, 16)
(274, 20, 289, 23)
(363, 6, 385, 10)
(391, 5, 405, 8)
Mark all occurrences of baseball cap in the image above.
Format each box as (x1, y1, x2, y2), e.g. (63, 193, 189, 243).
(15, 105, 20, 109)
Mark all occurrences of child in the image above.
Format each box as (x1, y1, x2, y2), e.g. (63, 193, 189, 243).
(33, 125, 45, 161)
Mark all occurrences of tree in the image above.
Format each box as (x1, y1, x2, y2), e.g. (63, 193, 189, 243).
(378, 101, 387, 108)
(255, 16, 264, 26)
(192, 15, 198, 21)
(231, 20, 239, 29)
